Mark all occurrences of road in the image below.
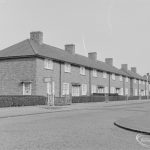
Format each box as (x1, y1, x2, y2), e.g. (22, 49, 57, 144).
(0, 102, 149, 150)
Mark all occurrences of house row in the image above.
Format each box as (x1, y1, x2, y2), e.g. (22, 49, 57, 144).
(0, 31, 149, 98)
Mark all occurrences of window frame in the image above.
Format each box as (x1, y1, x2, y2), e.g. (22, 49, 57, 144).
(44, 59, 53, 70)
(80, 67, 86, 75)
(92, 69, 97, 77)
(23, 82, 32, 95)
(64, 63, 71, 73)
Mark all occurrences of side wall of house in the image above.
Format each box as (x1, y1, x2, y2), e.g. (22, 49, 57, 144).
(0, 58, 36, 95)
(35, 58, 60, 97)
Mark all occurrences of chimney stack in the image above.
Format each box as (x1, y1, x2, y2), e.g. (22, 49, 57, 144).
(30, 31, 43, 45)
(131, 67, 136, 73)
(88, 52, 97, 61)
(105, 58, 113, 66)
(65, 44, 75, 54)
(121, 64, 128, 71)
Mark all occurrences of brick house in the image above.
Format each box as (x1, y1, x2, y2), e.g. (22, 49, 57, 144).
(0, 31, 148, 98)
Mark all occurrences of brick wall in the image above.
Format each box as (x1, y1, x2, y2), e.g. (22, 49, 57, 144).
(0, 58, 36, 95)
(35, 58, 60, 97)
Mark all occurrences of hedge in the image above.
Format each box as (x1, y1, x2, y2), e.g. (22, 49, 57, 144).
(72, 95, 148, 103)
(0, 95, 47, 107)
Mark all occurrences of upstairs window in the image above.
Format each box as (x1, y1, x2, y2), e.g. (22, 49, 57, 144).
(93, 69, 97, 77)
(139, 80, 141, 84)
(103, 72, 107, 78)
(112, 74, 115, 80)
(126, 77, 128, 82)
(64, 63, 71, 73)
(80, 67, 85, 75)
(119, 76, 123, 81)
(44, 59, 53, 70)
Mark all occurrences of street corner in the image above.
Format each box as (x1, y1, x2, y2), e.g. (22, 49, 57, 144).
(114, 114, 150, 135)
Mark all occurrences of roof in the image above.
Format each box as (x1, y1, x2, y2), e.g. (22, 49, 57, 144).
(121, 69, 146, 81)
(0, 39, 132, 77)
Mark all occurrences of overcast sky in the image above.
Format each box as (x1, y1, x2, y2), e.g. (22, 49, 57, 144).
(0, 0, 150, 75)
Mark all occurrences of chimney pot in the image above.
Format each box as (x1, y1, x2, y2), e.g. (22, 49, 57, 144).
(105, 58, 113, 66)
(121, 64, 128, 71)
(65, 44, 75, 54)
(88, 52, 97, 61)
(131, 67, 136, 73)
(30, 31, 43, 45)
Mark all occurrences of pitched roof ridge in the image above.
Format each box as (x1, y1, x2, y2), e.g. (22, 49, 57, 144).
(27, 39, 38, 55)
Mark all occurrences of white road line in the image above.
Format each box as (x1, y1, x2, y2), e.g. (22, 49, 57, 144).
(136, 133, 150, 148)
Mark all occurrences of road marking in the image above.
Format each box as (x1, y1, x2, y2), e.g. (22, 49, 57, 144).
(136, 134, 150, 148)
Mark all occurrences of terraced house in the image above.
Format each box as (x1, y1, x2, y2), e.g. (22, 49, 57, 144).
(0, 31, 149, 99)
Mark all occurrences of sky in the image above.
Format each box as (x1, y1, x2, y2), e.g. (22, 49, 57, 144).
(0, 0, 150, 75)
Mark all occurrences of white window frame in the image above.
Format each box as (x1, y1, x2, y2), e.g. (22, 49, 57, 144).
(64, 63, 71, 73)
(80, 67, 86, 75)
(93, 69, 97, 77)
(126, 77, 128, 82)
(103, 72, 107, 78)
(23, 83, 32, 95)
(81, 84, 87, 95)
(62, 83, 69, 95)
(112, 74, 115, 80)
(44, 59, 53, 70)
(119, 76, 123, 82)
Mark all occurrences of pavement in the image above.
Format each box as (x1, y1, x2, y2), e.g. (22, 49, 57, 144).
(0, 99, 150, 135)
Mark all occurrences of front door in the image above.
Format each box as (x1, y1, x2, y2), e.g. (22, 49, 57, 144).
(72, 86, 80, 96)
(47, 81, 55, 105)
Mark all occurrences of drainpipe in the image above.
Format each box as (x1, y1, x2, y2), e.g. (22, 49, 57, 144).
(59, 62, 61, 97)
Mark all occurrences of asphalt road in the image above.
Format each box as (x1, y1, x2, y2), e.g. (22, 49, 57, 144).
(0, 103, 149, 150)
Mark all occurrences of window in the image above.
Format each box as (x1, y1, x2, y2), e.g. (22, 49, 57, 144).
(72, 86, 80, 96)
(112, 74, 115, 80)
(143, 81, 145, 84)
(125, 88, 128, 95)
(62, 83, 69, 95)
(126, 77, 128, 82)
(64, 63, 71, 73)
(91, 85, 97, 93)
(80, 67, 85, 75)
(93, 69, 97, 77)
(44, 59, 53, 70)
(119, 76, 123, 81)
(103, 72, 107, 78)
(139, 80, 141, 84)
(23, 83, 31, 95)
(81, 84, 87, 95)
(105, 87, 108, 93)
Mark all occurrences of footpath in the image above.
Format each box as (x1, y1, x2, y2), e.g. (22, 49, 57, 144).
(0, 99, 150, 134)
